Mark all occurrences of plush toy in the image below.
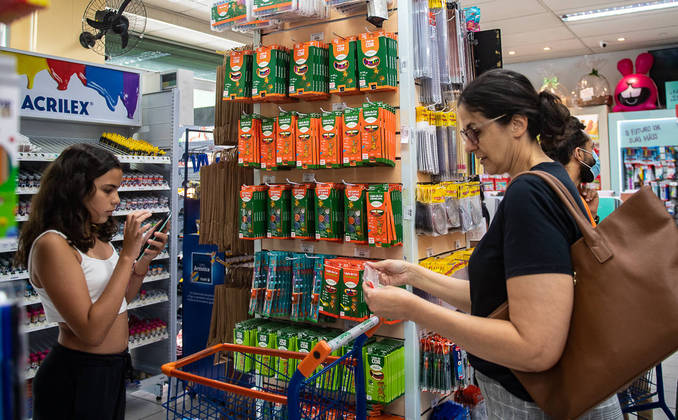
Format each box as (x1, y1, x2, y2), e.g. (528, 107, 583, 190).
(613, 52, 658, 112)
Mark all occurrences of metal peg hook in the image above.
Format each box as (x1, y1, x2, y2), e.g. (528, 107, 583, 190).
(278, 106, 287, 113)
(304, 253, 320, 259)
(286, 178, 302, 185)
(342, 179, 356, 186)
(332, 32, 345, 40)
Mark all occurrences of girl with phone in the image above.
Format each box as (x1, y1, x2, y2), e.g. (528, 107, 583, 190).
(16, 144, 170, 420)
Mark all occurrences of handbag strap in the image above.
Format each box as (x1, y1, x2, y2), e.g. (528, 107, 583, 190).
(488, 170, 614, 322)
(510, 170, 613, 264)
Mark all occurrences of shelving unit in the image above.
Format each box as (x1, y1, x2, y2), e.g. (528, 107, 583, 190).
(5, 49, 182, 386)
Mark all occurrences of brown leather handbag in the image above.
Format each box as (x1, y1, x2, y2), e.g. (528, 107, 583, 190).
(490, 170, 678, 420)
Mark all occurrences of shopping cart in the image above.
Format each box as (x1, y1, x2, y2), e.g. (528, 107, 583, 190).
(161, 316, 382, 420)
(617, 363, 675, 420)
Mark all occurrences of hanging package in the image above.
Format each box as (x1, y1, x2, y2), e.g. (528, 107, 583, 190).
(290, 255, 315, 322)
(295, 112, 321, 169)
(289, 41, 330, 100)
(262, 251, 293, 317)
(211, 0, 248, 31)
(267, 184, 292, 239)
(260, 116, 277, 170)
(367, 183, 402, 247)
(319, 258, 342, 317)
(344, 183, 368, 244)
(361, 101, 396, 166)
(238, 113, 262, 167)
(329, 36, 359, 95)
(291, 183, 315, 240)
(239, 184, 268, 239)
(357, 31, 398, 92)
(276, 111, 297, 167)
(319, 110, 343, 168)
(342, 107, 363, 167)
(315, 182, 344, 241)
(223, 49, 254, 102)
(338, 259, 369, 321)
(253, 45, 291, 102)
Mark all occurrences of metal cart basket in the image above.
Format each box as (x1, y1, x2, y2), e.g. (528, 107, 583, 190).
(162, 316, 382, 420)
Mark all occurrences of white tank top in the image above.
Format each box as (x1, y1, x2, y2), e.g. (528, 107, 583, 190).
(28, 230, 127, 324)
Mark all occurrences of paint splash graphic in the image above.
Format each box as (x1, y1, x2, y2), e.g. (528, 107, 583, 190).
(4, 52, 140, 119)
(46, 59, 86, 90)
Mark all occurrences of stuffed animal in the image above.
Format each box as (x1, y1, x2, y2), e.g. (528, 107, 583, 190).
(613, 52, 658, 112)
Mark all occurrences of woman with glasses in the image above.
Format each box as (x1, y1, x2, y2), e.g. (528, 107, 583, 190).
(362, 69, 622, 419)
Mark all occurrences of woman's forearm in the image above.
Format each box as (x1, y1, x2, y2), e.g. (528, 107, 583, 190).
(410, 264, 472, 313)
(125, 262, 147, 303)
(406, 294, 556, 372)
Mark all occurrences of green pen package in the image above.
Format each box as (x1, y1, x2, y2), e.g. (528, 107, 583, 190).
(330, 36, 359, 95)
(239, 185, 268, 240)
(291, 184, 315, 240)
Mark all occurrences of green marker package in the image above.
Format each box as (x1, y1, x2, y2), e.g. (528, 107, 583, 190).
(330, 36, 359, 95)
(239, 185, 268, 240)
(223, 50, 253, 101)
(276, 326, 299, 380)
(255, 324, 279, 377)
(314, 182, 344, 241)
(291, 184, 315, 240)
(266, 184, 292, 239)
(319, 259, 342, 318)
(233, 318, 268, 373)
(365, 339, 405, 403)
(344, 184, 368, 244)
(358, 31, 397, 92)
(253, 45, 291, 102)
(289, 41, 329, 100)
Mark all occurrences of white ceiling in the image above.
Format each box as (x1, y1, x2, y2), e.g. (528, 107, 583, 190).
(137, 0, 678, 62)
(459, 0, 678, 63)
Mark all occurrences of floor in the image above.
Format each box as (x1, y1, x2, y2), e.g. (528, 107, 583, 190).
(125, 354, 678, 420)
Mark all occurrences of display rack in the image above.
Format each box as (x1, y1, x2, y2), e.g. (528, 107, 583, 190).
(230, 3, 471, 417)
(6, 52, 181, 385)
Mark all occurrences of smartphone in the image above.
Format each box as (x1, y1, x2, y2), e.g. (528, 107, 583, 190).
(137, 214, 171, 260)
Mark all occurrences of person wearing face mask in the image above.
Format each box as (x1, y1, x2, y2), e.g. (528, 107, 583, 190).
(361, 69, 622, 419)
(541, 116, 601, 226)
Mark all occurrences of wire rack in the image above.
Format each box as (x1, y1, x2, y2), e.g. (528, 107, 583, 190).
(617, 364, 675, 419)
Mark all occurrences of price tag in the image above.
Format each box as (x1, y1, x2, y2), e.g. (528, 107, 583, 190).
(311, 32, 325, 41)
(301, 243, 314, 253)
(263, 175, 276, 184)
(403, 205, 413, 220)
(332, 102, 347, 111)
(454, 239, 462, 249)
(302, 172, 316, 183)
(401, 126, 410, 144)
(354, 247, 370, 258)
(426, 247, 434, 257)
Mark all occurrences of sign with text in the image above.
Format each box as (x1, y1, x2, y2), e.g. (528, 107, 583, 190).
(0, 49, 141, 126)
(666, 81, 678, 111)
(619, 118, 678, 148)
(191, 252, 215, 284)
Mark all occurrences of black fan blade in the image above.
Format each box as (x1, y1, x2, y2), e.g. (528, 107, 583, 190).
(117, 0, 133, 15)
(86, 17, 110, 31)
(121, 31, 129, 49)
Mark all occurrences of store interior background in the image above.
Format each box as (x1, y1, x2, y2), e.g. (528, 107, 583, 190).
(3, 0, 678, 418)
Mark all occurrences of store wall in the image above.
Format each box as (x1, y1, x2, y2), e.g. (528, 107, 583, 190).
(8, 0, 105, 63)
(505, 43, 678, 101)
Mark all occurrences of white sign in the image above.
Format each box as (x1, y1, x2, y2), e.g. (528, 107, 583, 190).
(2, 49, 142, 126)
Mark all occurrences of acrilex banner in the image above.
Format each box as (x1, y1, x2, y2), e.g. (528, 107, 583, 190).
(1, 49, 141, 126)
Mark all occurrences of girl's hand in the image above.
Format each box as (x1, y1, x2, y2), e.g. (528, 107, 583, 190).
(137, 222, 170, 265)
(362, 282, 414, 321)
(365, 259, 416, 288)
(120, 211, 153, 260)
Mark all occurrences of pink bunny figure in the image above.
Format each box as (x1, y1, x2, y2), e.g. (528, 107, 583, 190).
(613, 52, 659, 112)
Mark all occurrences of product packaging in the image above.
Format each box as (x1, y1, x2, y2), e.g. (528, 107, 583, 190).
(290, 255, 315, 322)
(308, 255, 332, 322)
(238, 113, 262, 167)
(295, 113, 321, 169)
(291, 184, 316, 240)
(267, 184, 292, 239)
(342, 107, 363, 167)
(367, 184, 402, 247)
(319, 259, 342, 317)
(253, 45, 291, 102)
(360, 101, 396, 166)
(344, 184, 368, 244)
(338, 259, 369, 321)
(315, 182, 344, 241)
(260, 116, 277, 170)
(276, 326, 299, 380)
(289, 41, 330, 100)
(211, 0, 248, 31)
(239, 185, 268, 239)
(357, 31, 398, 92)
(223, 50, 254, 101)
(319, 111, 343, 168)
(262, 251, 293, 318)
(329, 36, 359, 95)
(365, 339, 405, 403)
(276, 111, 298, 167)
(255, 323, 279, 377)
(233, 318, 269, 372)
(249, 251, 269, 314)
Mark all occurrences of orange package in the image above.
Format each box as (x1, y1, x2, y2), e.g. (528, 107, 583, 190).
(260, 116, 277, 170)
(276, 111, 297, 167)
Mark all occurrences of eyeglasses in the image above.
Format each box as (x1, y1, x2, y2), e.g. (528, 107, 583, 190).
(460, 114, 506, 145)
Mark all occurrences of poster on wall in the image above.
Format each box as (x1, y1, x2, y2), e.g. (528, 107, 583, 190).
(191, 252, 216, 284)
(575, 114, 601, 190)
(0, 49, 141, 126)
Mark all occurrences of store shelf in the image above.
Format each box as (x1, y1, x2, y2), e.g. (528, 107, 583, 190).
(127, 294, 169, 310)
(22, 296, 41, 307)
(417, 231, 468, 260)
(0, 238, 18, 253)
(113, 207, 169, 217)
(17, 185, 170, 195)
(15, 215, 28, 222)
(18, 151, 170, 165)
(129, 333, 169, 350)
(153, 252, 170, 261)
(23, 321, 58, 333)
(143, 273, 170, 283)
(0, 272, 29, 283)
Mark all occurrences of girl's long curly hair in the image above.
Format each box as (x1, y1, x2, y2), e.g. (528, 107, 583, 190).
(16, 144, 121, 266)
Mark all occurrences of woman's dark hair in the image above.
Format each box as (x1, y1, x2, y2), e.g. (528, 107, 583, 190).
(458, 69, 571, 145)
(16, 144, 121, 266)
(540, 116, 588, 166)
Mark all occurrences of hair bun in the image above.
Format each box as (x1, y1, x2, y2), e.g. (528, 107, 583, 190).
(537, 91, 570, 146)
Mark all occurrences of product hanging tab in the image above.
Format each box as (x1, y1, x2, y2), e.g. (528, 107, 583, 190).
(223, 49, 254, 102)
